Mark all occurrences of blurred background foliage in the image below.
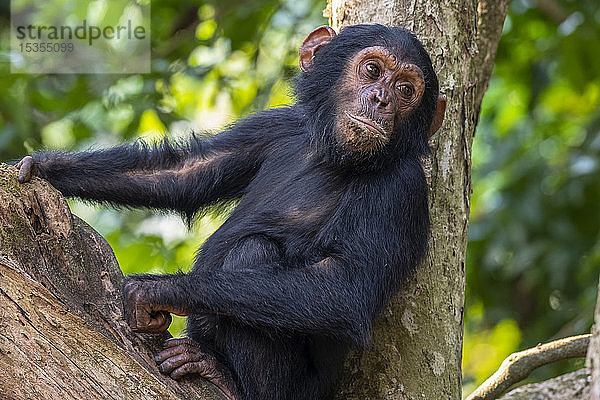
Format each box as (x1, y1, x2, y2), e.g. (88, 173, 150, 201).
(0, 0, 598, 396)
(463, 0, 600, 393)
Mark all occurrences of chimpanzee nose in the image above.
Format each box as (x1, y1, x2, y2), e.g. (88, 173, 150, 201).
(370, 87, 392, 110)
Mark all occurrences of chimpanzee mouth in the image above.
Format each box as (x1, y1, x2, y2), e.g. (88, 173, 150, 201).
(344, 112, 389, 141)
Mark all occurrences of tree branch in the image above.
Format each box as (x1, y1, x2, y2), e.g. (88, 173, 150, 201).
(0, 163, 226, 400)
(466, 334, 591, 400)
(498, 368, 590, 400)
(473, 0, 511, 110)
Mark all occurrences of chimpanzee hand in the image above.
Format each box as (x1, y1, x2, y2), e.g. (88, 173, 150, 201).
(15, 155, 37, 183)
(122, 278, 188, 333)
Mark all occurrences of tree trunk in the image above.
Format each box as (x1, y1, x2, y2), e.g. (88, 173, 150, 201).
(587, 278, 600, 398)
(327, 1, 509, 399)
(0, 164, 227, 400)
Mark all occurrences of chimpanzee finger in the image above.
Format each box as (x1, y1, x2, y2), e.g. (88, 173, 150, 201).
(157, 352, 194, 375)
(131, 295, 151, 331)
(17, 156, 34, 183)
(163, 337, 196, 348)
(156, 339, 201, 363)
(145, 310, 172, 332)
(169, 361, 214, 380)
(132, 300, 169, 333)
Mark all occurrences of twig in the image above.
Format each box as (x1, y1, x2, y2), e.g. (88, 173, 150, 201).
(466, 334, 591, 400)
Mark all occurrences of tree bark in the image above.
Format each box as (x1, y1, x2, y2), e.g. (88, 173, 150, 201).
(0, 164, 227, 400)
(327, 1, 509, 399)
(587, 278, 600, 398)
(497, 368, 590, 400)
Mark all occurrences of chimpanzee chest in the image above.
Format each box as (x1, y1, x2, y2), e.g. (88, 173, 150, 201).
(245, 163, 347, 247)
(211, 149, 349, 258)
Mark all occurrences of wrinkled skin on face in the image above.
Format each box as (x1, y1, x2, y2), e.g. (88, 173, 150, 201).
(335, 46, 426, 154)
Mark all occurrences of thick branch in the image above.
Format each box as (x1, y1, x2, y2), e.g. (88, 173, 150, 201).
(498, 368, 590, 400)
(0, 163, 226, 400)
(466, 334, 591, 400)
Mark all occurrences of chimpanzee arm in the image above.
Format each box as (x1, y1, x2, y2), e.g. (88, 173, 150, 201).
(123, 255, 394, 347)
(123, 166, 429, 346)
(17, 108, 296, 216)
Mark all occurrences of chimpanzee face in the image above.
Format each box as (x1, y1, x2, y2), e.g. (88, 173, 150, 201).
(297, 25, 445, 168)
(334, 46, 426, 154)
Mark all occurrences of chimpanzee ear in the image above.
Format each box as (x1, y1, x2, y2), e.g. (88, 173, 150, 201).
(427, 95, 447, 139)
(299, 26, 337, 72)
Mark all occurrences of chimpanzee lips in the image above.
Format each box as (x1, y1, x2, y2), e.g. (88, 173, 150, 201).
(344, 112, 389, 141)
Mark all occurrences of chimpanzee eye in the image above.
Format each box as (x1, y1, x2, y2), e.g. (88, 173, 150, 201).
(397, 83, 415, 98)
(364, 62, 381, 79)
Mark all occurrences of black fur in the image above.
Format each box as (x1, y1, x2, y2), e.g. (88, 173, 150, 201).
(29, 25, 438, 400)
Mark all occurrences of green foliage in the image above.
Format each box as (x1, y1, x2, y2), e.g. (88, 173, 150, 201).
(0, 0, 325, 159)
(464, 0, 600, 391)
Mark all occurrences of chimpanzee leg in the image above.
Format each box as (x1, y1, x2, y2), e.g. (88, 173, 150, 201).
(157, 234, 286, 399)
(185, 234, 283, 343)
(157, 326, 325, 400)
(156, 337, 242, 400)
(213, 320, 348, 400)
(218, 322, 315, 400)
(219, 234, 283, 272)
(185, 312, 219, 348)
(184, 235, 348, 399)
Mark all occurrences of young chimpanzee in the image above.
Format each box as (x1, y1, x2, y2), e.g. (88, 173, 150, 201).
(16, 24, 446, 400)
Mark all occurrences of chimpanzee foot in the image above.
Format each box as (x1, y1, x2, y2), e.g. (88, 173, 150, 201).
(156, 337, 240, 400)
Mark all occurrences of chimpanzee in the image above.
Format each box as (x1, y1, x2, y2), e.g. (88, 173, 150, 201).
(16, 24, 446, 400)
